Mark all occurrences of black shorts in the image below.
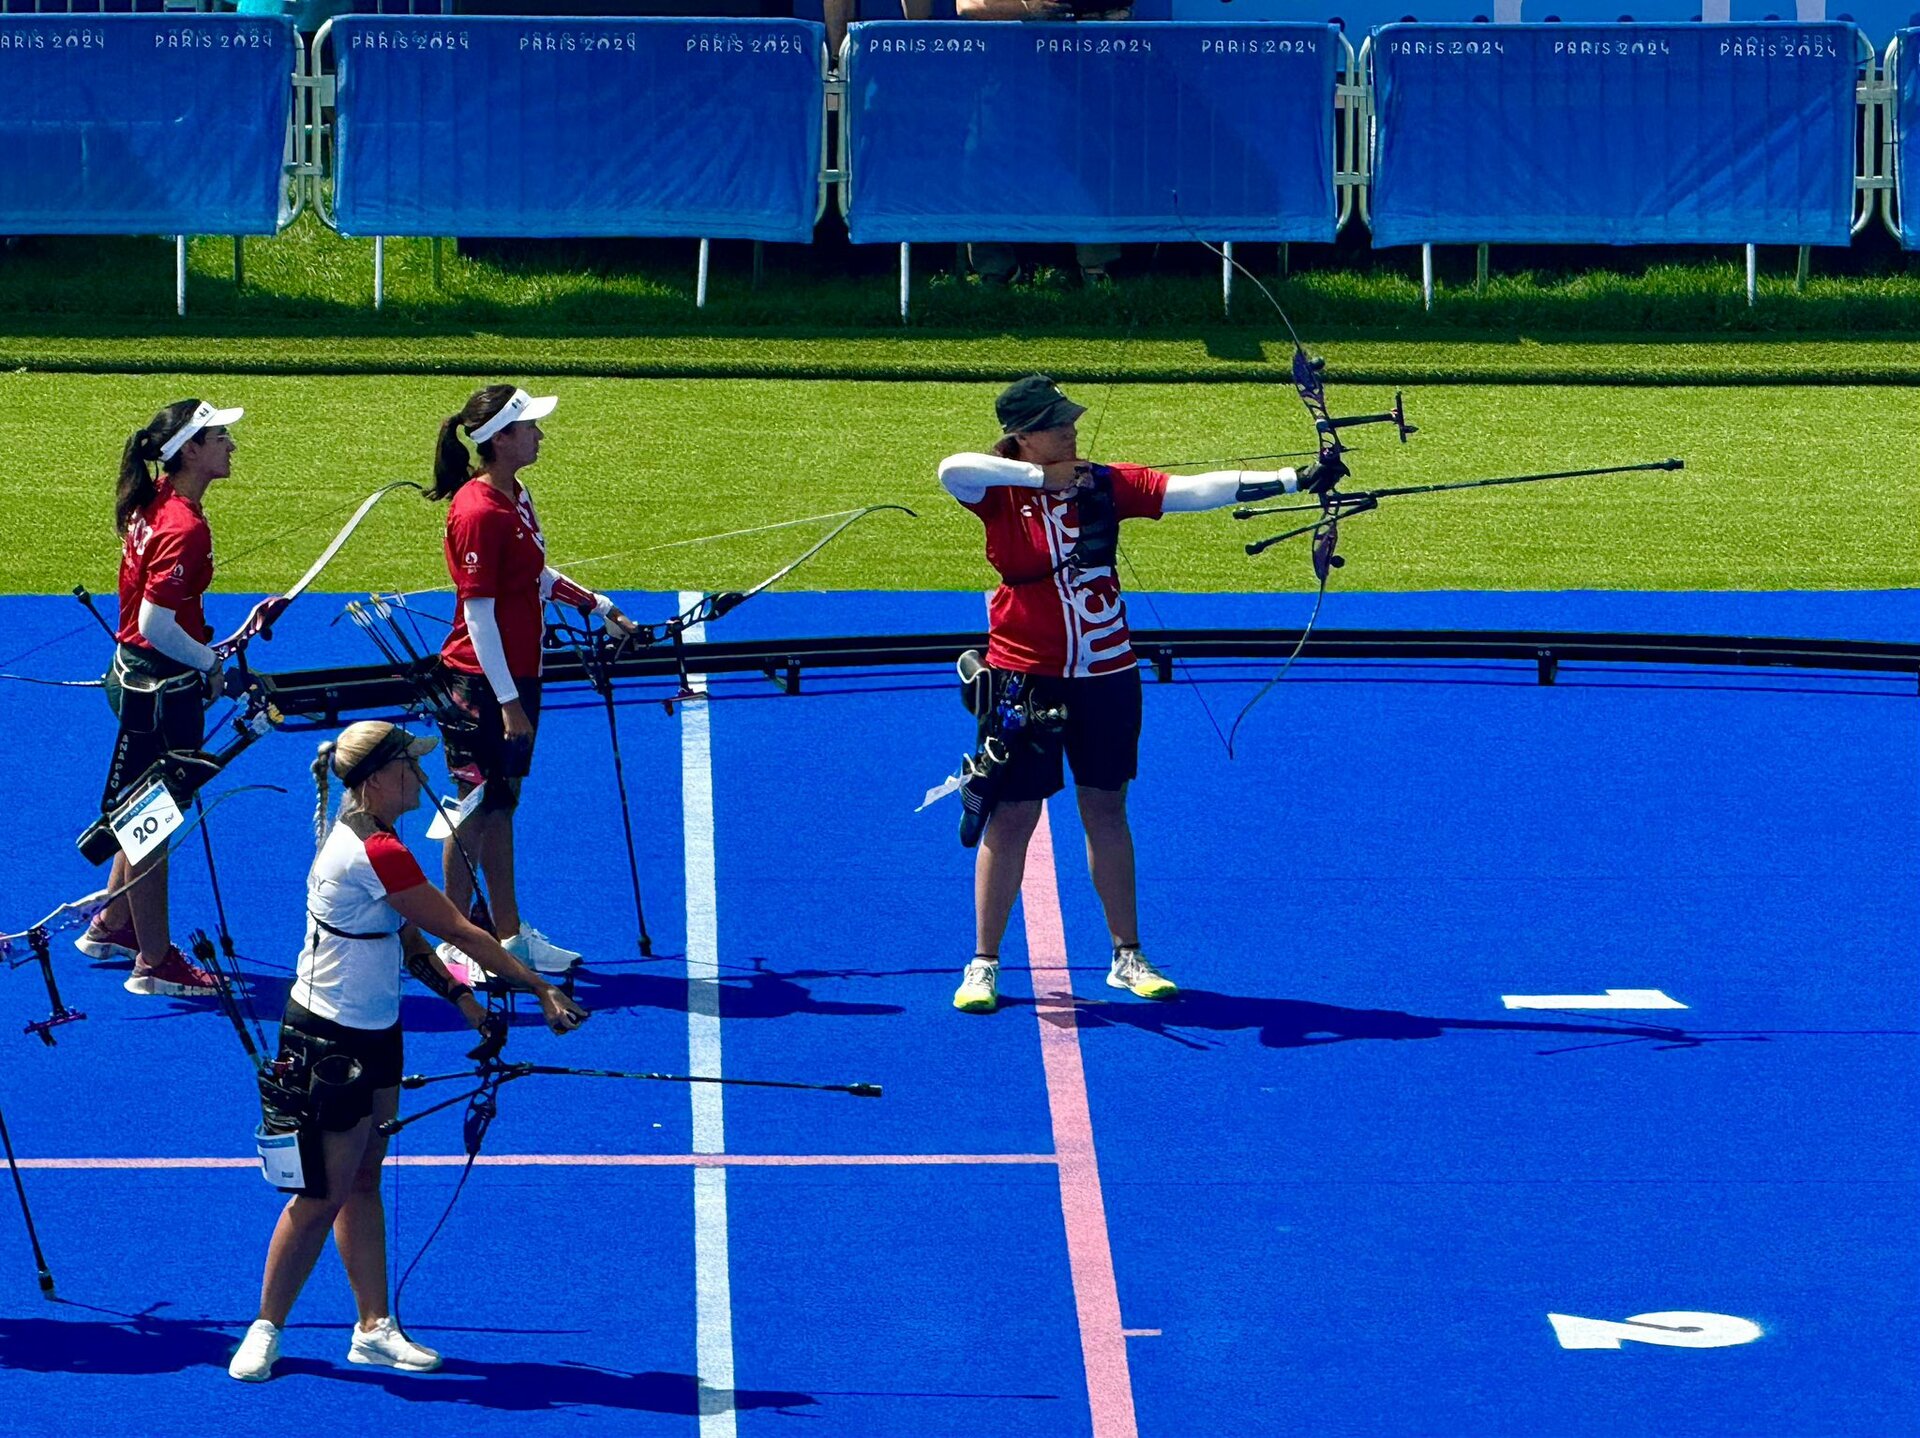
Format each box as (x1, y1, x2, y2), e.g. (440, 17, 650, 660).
(987, 665, 1143, 802)
(436, 666, 542, 812)
(101, 645, 204, 810)
(278, 1001, 404, 1133)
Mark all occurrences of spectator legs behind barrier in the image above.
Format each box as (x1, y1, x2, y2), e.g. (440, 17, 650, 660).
(967, 242, 1123, 286)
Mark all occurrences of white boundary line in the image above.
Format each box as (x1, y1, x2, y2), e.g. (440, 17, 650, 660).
(681, 591, 737, 1438)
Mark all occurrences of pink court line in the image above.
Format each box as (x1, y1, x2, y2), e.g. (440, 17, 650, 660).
(14, 1153, 1056, 1170)
(1019, 804, 1139, 1438)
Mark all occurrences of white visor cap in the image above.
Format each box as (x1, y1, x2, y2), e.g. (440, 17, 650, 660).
(158, 400, 244, 462)
(467, 388, 558, 446)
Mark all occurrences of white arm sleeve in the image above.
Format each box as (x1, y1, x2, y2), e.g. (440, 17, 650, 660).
(1159, 469, 1299, 514)
(137, 599, 217, 671)
(938, 453, 1047, 505)
(461, 597, 520, 706)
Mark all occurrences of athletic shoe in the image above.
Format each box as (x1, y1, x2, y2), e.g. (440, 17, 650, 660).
(124, 947, 220, 997)
(227, 1319, 281, 1382)
(75, 919, 139, 962)
(1107, 946, 1178, 1001)
(953, 958, 1000, 1014)
(508, 925, 580, 975)
(347, 1316, 442, 1372)
(435, 941, 483, 990)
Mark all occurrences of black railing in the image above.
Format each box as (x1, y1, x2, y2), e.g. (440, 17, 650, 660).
(253, 626, 1920, 725)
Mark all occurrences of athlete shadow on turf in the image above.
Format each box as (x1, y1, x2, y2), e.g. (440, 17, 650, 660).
(1042, 987, 1754, 1054)
(0, 1316, 814, 1413)
(276, 1356, 817, 1414)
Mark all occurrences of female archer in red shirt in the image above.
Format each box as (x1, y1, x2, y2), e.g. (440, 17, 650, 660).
(938, 375, 1341, 1014)
(426, 384, 640, 982)
(77, 398, 246, 998)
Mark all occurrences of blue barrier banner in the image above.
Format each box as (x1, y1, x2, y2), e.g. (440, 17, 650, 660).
(1371, 23, 1858, 246)
(0, 16, 293, 236)
(1899, 30, 1919, 247)
(846, 21, 1339, 244)
(332, 17, 824, 241)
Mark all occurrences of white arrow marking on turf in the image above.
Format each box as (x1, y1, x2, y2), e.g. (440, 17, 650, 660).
(1502, 989, 1688, 1010)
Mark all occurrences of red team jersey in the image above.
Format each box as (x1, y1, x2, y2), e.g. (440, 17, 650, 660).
(440, 478, 550, 680)
(965, 463, 1168, 678)
(115, 478, 214, 651)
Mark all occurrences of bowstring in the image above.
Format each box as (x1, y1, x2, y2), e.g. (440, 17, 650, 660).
(1077, 273, 1235, 759)
(1171, 205, 1352, 749)
(385, 751, 513, 1329)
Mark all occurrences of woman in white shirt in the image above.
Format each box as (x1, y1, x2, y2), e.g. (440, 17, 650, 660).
(228, 720, 587, 1383)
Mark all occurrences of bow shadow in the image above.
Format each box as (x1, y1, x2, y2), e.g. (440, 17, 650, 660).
(400, 960, 903, 1031)
(1036, 987, 1761, 1055)
(272, 1356, 815, 1415)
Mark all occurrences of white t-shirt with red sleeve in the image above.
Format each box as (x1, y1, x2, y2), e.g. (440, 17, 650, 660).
(294, 810, 430, 1030)
(957, 461, 1168, 679)
(114, 478, 214, 651)
(440, 478, 550, 680)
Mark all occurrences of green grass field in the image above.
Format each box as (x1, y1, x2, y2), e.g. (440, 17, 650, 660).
(8, 371, 1915, 598)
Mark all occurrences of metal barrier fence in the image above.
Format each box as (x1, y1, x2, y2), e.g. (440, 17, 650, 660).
(0, 11, 1905, 312)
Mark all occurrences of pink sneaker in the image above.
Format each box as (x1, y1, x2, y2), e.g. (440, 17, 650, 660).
(75, 920, 139, 962)
(125, 946, 221, 997)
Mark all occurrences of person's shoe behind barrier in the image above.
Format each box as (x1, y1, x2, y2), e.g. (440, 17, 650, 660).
(348, 1316, 442, 1372)
(125, 946, 220, 997)
(435, 940, 483, 990)
(1107, 946, 1177, 1000)
(508, 925, 580, 974)
(75, 919, 138, 962)
(953, 957, 1000, 1014)
(228, 1319, 281, 1381)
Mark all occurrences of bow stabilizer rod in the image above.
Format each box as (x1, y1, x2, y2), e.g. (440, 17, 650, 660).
(379, 1062, 881, 1138)
(1319, 384, 1418, 445)
(1239, 458, 1686, 555)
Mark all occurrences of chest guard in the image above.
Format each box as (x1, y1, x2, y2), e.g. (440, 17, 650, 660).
(1066, 465, 1119, 574)
(1004, 465, 1121, 587)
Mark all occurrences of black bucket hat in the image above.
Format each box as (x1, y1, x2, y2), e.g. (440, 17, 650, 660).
(995, 375, 1087, 435)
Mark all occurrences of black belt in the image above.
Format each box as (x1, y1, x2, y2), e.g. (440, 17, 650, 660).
(308, 911, 400, 942)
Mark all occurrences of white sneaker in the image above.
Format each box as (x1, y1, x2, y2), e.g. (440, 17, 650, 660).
(507, 925, 580, 975)
(228, 1319, 281, 1382)
(347, 1315, 442, 1372)
(435, 940, 482, 990)
(953, 958, 1000, 1014)
(1107, 946, 1179, 1001)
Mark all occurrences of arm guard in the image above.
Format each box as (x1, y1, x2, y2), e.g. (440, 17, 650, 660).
(543, 566, 611, 617)
(404, 948, 473, 1005)
(1228, 470, 1302, 504)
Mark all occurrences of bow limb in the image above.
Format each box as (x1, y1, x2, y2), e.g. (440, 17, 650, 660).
(698, 503, 918, 624)
(0, 891, 113, 958)
(215, 481, 424, 659)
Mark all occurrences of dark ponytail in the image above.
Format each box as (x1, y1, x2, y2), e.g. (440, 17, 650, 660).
(993, 432, 1023, 461)
(428, 383, 519, 501)
(116, 397, 203, 536)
